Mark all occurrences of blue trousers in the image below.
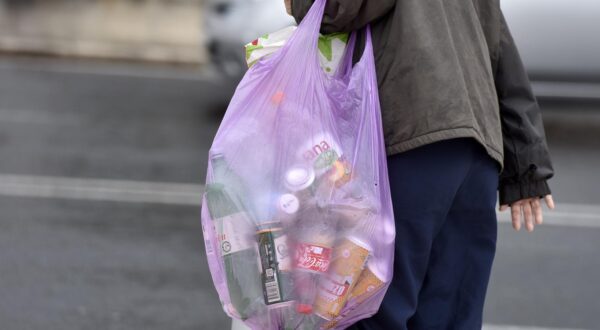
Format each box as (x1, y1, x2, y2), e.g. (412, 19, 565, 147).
(352, 138, 499, 330)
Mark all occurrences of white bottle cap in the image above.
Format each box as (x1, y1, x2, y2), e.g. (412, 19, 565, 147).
(278, 194, 300, 215)
(284, 166, 315, 192)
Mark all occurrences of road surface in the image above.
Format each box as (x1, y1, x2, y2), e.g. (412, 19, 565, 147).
(0, 56, 598, 330)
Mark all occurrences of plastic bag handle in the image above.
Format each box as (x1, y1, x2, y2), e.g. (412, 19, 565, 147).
(336, 25, 376, 79)
(360, 25, 375, 64)
(334, 32, 357, 79)
(296, 0, 327, 42)
(282, 0, 328, 71)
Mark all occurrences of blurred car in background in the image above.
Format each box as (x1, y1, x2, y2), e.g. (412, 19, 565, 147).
(502, 0, 600, 100)
(203, 0, 294, 78)
(204, 0, 600, 100)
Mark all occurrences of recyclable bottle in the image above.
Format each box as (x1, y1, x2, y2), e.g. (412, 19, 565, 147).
(205, 154, 262, 319)
(292, 206, 337, 317)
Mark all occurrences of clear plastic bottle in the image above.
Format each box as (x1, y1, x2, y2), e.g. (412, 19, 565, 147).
(292, 206, 337, 317)
(206, 154, 262, 319)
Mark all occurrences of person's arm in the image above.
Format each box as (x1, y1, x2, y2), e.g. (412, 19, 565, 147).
(495, 12, 555, 231)
(290, 0, 396, 33)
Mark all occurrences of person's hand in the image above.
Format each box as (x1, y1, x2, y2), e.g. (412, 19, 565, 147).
(499, 195, 555, 232)
(285, 0, 292, 15)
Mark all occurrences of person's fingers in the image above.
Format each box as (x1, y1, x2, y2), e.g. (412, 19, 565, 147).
(532, 198, 543, 225)
(511, 203, 522, 231)
(523, 201, 534, 232)
(499, 204, 509, 212)
(284, 0, 292, 15)
(545, 195, 556, 210)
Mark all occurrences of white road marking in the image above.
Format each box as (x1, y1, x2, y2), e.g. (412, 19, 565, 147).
(0, 57, 219, 82)
(483, 324, 587, 330)
(0, 174, 596, 330)
(0, 174, 599, 229)
(0, 174, 204, 206)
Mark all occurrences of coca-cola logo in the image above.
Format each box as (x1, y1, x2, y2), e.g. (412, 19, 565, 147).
(303, 140, 332, 162)
(295, 243, 331, 273)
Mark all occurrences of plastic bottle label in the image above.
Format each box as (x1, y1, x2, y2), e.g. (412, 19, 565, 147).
(295, 243, 332, 273)
(258, 229, 292, 305)
(275, 234, 291, 272)
(216, 212, 254, 256)
(299, 133, 342, 164)
(202, 222, 215, 256)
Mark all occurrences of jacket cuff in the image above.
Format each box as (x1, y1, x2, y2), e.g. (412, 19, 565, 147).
(499, 179, 552, 206)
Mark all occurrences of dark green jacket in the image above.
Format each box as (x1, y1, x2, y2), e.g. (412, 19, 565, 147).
(292, 0, 554, 205)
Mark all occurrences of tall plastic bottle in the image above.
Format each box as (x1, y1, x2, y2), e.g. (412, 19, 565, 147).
(293, 206, 337, 317)
(205, 154, 262, 319)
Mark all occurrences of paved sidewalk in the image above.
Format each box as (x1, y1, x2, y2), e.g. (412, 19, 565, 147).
(0, 0, 205, 63)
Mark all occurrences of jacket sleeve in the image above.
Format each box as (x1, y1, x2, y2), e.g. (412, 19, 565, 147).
(495, 12, 554, 206)
(291, 0, 396, 33)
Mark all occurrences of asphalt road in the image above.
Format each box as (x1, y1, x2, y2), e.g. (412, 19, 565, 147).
(0, 56, 598, 330)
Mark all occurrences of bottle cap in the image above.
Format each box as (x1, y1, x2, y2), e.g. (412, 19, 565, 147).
(278, 194, 299, 215)
(284, 166, 315, 192)
(296, 303, 313, 314)
(271, 91, 285, 104)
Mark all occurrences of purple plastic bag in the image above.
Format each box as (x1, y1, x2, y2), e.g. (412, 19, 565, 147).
(201, 0, 395, 329)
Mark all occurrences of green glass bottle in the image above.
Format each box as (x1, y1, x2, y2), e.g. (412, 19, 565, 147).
(206, 154, 262, 319)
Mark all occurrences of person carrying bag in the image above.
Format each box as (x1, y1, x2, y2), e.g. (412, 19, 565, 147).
(290, 0, 555, 329)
